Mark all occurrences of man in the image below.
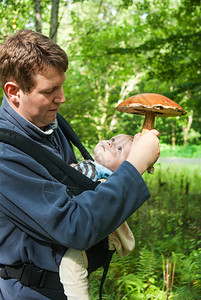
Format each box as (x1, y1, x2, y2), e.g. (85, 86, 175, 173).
(0, 29, 160, 299)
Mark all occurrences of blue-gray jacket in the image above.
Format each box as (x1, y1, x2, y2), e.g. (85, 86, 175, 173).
(0, 96, 150, 299)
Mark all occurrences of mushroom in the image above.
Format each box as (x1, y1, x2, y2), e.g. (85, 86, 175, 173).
(115, 93, 187, 173)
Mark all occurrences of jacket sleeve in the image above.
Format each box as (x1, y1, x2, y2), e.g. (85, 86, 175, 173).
(0, 144, 150, 250)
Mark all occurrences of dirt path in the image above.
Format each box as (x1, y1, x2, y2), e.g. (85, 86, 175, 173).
(157, 157, 201, 164)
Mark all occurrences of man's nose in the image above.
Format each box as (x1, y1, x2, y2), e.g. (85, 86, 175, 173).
(54, 86, 66, 103)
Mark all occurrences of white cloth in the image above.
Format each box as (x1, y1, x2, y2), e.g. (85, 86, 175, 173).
(59, 222, 135, 299)
(59, 248, 90, 300)
(108, 222, 135, 258)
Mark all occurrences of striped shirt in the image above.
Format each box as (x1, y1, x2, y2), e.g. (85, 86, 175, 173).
(74, 160, 112, 181)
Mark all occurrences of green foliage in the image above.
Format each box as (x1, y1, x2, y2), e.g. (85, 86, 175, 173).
(89, 162, 201, 299)
(58, 0, 200, 145)
(0, 0, 200, 145)
(0, 0, 35, 39)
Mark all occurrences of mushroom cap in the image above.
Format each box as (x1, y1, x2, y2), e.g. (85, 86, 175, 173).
(116, 93, 187, 117)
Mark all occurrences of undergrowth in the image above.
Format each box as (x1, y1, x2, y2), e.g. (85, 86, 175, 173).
(89, 163, 201, 299)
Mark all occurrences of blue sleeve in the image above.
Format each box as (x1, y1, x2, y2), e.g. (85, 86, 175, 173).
(0, 144, 150, 250)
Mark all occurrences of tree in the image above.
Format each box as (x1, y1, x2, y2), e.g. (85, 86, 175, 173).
(59, 0, 200, 145)
(34, 0, 42, 32)
(0, 0, 200, 145)
(49, 0, 60, 42)
(33, 0, 60, 42)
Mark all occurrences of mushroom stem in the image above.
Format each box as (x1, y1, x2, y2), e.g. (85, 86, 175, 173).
(142, 111, 155, 135)
(141, 111, 156, 174)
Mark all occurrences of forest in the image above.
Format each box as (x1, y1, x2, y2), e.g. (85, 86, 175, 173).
(0, 0, 200, 299)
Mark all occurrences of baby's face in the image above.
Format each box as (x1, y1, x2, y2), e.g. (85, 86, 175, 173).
(94, 134, 133, 171)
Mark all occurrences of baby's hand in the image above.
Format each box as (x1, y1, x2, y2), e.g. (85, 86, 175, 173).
(70, 163, 77, 167)
(126, 130, 160, 175)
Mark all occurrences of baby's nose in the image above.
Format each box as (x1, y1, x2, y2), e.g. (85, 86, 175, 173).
(107, 141, 113, 147)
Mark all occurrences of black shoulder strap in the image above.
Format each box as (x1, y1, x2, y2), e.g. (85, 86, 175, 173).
(57, 113, 94, 161)
(0, 127, 99, 196)
(0, 116, 112, 298)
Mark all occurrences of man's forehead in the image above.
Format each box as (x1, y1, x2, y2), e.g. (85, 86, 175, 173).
(33, 67, 66, 86)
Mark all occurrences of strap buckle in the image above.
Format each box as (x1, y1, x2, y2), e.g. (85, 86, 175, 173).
(20, 264, 44, 287)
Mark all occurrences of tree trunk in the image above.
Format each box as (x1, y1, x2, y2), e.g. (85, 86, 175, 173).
(34, 0, 42, 33)
(49, 0, 60, 42)
(183, 110, 193, 146)
(170, 122, 176, 149)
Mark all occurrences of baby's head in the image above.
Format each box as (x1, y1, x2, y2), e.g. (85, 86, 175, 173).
(94, 134, 133, 172)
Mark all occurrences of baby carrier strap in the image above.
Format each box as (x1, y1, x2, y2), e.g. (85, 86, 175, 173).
(57, 113, 94, 161)
(0, 114, 113, 299)
(0, 120, 99, 196)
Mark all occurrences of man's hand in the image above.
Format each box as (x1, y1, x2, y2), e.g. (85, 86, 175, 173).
(126, 129, 160, 175)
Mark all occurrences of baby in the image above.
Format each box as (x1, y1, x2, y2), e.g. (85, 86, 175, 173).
(59, 134, 135, 300)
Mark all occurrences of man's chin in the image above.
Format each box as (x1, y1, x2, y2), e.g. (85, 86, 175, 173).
(47, 114, 57, 124)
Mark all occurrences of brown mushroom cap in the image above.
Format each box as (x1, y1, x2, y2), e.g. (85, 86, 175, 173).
(116, 93, 187, 117)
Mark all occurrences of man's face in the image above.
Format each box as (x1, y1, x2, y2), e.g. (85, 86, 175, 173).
(15, 66, 66, 129)
(94, 134, 133, 171)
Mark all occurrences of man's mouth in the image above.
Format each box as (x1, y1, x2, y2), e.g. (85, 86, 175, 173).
(49, 107, 59, 113)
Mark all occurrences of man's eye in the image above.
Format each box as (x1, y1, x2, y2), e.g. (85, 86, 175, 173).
(118, 146, 122, 152)
(43, 90, 53, 94)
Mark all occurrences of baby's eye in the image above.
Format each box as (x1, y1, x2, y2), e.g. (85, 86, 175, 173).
(111, 138, 115, 142)
(118, 146, 122, 152)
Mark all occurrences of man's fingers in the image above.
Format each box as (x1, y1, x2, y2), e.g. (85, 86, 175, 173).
(150, 129, 160, 137)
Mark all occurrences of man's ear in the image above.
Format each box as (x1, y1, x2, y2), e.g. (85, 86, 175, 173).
(4, 82, 20, 105)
